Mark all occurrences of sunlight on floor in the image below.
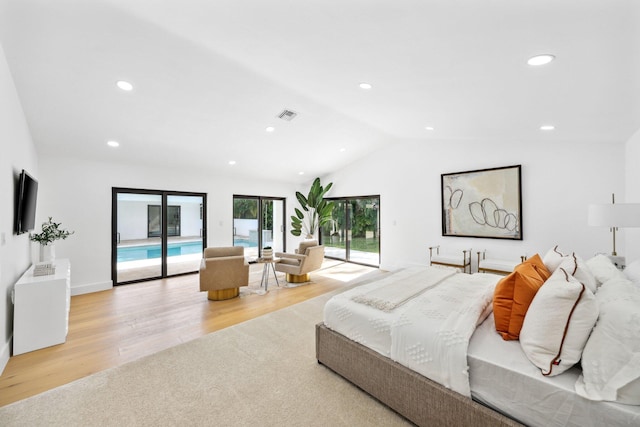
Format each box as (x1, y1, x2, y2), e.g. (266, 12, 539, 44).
(314, 259, 378, 283)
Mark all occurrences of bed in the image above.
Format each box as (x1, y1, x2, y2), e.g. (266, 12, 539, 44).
(316, 253, 640, 427)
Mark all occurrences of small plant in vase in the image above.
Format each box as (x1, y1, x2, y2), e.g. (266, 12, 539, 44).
(262, 246, 273, 259)
(30, 217, 74, 262)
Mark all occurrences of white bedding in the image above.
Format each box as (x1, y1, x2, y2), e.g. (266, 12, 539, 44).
(469, 313, 640, 427)
(323, 266, 431, 356)
(323, 266, 640, 426)
(324, 266, 499, 396)
(391, 272, 497, 397)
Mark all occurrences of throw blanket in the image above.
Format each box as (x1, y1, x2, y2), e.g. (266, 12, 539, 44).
(352, 266, 456, 311)
(390, 273, 498, 397)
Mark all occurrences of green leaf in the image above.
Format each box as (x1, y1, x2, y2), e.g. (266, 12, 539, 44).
(294, 208, 305, 219)
(295, 192, 309, 211)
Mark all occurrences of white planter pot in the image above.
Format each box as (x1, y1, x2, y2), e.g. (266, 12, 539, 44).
(262, 249, 273, 259)
(40, 244, 56, 263)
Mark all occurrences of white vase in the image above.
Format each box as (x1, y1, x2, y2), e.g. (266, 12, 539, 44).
(40, 243, 55, 263)
(262, 249, 273, 259)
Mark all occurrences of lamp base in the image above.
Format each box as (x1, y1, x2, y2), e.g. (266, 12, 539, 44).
(607, 255, 626, 271)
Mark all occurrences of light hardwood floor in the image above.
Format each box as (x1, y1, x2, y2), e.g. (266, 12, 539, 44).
(0, 261, 375, 407)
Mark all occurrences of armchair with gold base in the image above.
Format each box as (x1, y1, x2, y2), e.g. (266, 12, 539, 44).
(275, 240, 325, 283)
(199, 246, 249, 300)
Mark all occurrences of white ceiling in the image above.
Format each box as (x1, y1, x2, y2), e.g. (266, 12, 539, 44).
(1, 0, 639, 183)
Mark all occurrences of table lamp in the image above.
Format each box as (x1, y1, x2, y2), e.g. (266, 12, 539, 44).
(588, 193, 640, 269)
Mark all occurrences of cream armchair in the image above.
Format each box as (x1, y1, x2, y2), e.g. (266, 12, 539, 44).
(199, 246, 249, 300)
(275, 240, 325, 283)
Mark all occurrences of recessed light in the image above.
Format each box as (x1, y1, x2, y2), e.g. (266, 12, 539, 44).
(527, 54, 555, 66)
(228, 160, 236, 165)
(359, 82, 372, 90)
(425, 126, 435, 131)
(540, 125, 555, 131)
(116, 80, 133, 91)
(265, 126, 275, 132)
(107, 140, 120, 147)
(298, 171, 304, 175)
(340, 148, 346, 152)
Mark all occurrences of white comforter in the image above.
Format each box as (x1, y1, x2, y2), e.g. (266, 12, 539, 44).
(390, 272, 497, 397)
(326, 266, 499, 397)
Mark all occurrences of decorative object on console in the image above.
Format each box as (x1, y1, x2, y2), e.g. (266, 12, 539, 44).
(262, 246, 273, 259)
(588, 193, 640, 269)
(429, 245, 471, 273)
(441, 165, 522, 240)
(29, 217, 74, 262)
(290, 177, 334, 238)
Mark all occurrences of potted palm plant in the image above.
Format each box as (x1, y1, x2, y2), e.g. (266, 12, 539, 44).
(291, 177, 335, 238)
(30, 217, 74, 262)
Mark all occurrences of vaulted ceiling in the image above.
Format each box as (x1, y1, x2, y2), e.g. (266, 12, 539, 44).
(1, 0, 639, 183)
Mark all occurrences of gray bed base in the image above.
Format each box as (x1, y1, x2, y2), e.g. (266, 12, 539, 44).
(316, 323, 524, 427)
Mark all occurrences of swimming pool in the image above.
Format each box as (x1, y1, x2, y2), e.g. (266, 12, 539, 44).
(117, 241, 203, 263)
(233, 238, 258, 248)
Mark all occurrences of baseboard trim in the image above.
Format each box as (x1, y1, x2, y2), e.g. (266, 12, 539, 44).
(0, 335, 11, 375)
(71, 280, 113, 296)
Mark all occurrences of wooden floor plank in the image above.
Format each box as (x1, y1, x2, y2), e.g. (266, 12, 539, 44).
(0, 261, 372, 407)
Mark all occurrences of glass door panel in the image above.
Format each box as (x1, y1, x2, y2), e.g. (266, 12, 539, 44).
(116, 192, 163, 283)
(261, 199, 285, 255)
(166, 195, 204, 276)
(147, 205, 162, 237)
(233, 197, 259, 259)
(349, 198, 380, 265)
(167, 206, 181, 237)
(322, 196, 379, 267)
(321, 200, 347, 260)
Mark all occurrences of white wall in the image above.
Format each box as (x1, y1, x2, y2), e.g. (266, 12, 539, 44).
(0, 42, 39, 373)
(625, 127, 640, 261)
(325, 138, 625, 271)
(36, 155, 296, 294)
(117, 198, 203, 241)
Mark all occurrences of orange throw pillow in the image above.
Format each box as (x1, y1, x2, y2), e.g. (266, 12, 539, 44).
(493, 254, 550, 340)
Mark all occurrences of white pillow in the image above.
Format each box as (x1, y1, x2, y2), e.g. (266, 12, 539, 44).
(575, 276, 640, 404)
(624, 259, 640, 284)
(558, 253, 597, 294)
(520, 267, 598, 376)
(542, 245, 569, 273)
(586, 254, 624, 287)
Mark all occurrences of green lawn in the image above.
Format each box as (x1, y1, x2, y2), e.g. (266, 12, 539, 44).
(324, 237, 379, 253)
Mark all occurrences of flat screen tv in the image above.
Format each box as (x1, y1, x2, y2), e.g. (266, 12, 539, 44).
(15, 169, 38, 235)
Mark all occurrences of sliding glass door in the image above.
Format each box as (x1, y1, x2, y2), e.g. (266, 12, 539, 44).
(112, 188, 207, 285)
(233, 195, 285, 258)
(321, 196, 380, 267)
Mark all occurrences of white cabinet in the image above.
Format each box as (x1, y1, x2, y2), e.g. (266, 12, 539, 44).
(13, 259, 71, 355)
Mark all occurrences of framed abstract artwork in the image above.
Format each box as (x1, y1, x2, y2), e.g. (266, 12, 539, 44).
(441, 165, 522, 240)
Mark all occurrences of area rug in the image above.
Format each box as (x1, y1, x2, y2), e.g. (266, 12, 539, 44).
(241, 259, 357, 296)
(0, 270, 412, 426)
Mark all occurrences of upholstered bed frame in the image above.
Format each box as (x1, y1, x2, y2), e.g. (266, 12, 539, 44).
(316, 323, 523, 427)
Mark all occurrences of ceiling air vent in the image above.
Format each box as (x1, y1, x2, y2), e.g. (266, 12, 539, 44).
(277, 109, 298, 121)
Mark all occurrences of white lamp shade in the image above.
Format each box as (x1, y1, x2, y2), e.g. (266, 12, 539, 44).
(588, 203, 640, 227)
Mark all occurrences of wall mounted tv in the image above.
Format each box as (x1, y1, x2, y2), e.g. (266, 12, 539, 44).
(15, 169, 38, 235)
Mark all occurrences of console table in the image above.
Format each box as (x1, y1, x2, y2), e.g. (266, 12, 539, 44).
(12, 259, 71, 355)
